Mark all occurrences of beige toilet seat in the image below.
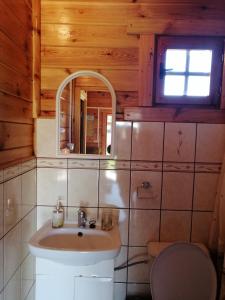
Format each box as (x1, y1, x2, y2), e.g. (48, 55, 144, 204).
(150, 243, 217, 300)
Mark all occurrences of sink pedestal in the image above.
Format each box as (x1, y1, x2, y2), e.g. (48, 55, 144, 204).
(36, 257, 114, 300)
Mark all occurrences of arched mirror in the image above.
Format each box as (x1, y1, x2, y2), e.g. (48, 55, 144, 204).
(56, 71, 116, 158)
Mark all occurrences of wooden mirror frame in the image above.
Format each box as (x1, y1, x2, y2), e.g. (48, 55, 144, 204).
(56, 70, 116, 159)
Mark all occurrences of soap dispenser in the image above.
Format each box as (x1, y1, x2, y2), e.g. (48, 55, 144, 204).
(52, 199, 64, 228)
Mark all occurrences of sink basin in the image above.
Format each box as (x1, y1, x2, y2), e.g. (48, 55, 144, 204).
(28, 221, 121, 266)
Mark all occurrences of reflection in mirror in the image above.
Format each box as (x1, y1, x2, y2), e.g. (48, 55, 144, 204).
(58, 74, 114, 156)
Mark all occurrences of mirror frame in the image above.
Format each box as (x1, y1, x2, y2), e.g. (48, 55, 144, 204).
(56, 70, 116, 158)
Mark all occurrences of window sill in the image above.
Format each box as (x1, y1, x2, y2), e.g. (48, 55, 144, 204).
(124, 106, 225, 123)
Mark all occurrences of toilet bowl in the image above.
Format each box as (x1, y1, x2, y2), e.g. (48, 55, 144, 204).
(149, 242, 217, 300)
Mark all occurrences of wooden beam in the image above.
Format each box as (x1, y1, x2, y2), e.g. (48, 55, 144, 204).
(32, 0, 41, 117)
(127, 18, 225, 36)
(124, 107, 225, 123)
(221, 39, 225, 109)
(138, 34, 155, 106)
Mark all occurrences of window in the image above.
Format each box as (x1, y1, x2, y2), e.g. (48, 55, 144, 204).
(155, 36, 224, 106)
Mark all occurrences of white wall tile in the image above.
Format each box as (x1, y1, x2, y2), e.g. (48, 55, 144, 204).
(21, 255, 35, 300)
(22, 169, 36, 218)
(68, 169, 98, 207)
(162, 172, 193, 210)
(4, 268, 21, 300)
(21, 209, 36, 260)
(99, 170, 130, 208)
(160, 211, 192, 242)
(37, 206, 53, 230)
(114, 283, 126, 300)
(0, 185, 3, 238)
(114, 122, 132, 160)
(25, 284, 35, 300)
(4, 176, 22, 233)
(127, 283, 151, 297)
(37, 168, 67, 206)
(129, 210, 160, 246)
(0, 239, 3, 291)
(128, 247, 149, 283)
(191, 212, 213, 245)
(132, 122, 164, 161)
(35, 118, 56, 157)
(193, 173, 219, 211)
(164, 123, 196, 162)
(196, 124, 225, 163)
(114, 246, 128, 283)
(4, 223, 22, 285)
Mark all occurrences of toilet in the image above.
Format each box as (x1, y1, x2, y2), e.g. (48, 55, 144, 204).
(149, 242, 217, 300)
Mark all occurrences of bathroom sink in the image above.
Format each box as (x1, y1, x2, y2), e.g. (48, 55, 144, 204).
(28, 221, 121, 266)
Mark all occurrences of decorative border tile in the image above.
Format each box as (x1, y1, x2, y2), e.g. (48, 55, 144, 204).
(68, 159, 99, 169)
(37, 158, 67, 168)
(131, 161, 162, 171)
(3, 164, 21, 181)
(21, 159, 36, 173)
(100, 160, 130, 170)
(163, 162, 194, 172)
(195, 163, 222, 173)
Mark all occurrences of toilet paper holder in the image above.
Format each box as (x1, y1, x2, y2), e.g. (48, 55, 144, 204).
(137, 181, 152, 199)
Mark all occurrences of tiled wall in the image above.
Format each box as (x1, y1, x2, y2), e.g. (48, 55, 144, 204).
(36, 121, 225, 299)
(0, 159, 37, 300)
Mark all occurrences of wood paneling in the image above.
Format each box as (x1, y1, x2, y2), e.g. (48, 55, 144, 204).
(0, 1, 34, 166)
(42, 47, 138, 68)
(0, 1, 32, 52)
(0, 147, 33, 166)
(0, 123, 33, 150)
(41, 0, 225, 120)
(0, 92, 33, 124)
(127, 18, 225, 35)
(41, 68, 138, 91)
(33, 0, 41, 117)
(42, 24, 138, 48)
(124, 107, 225, 123)
(138, 34, 154, 106)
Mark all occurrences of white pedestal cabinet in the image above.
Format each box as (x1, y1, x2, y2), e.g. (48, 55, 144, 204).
(36, 258, 114, 300)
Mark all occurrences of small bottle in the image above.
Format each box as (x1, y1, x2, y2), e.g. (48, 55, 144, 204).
(52, 200, 64, 228)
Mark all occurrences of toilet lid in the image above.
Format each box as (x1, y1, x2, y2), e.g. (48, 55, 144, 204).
(150, 243, 217, 300)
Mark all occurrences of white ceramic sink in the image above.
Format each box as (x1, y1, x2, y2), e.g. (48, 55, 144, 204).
(28, 221, 121, 266)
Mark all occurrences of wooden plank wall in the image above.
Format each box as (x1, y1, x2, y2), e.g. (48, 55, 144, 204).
(40, 0, 225, 119)
(0, 0, 34, 166)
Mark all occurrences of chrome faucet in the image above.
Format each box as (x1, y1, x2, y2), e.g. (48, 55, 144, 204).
(78, 209, 87, 227)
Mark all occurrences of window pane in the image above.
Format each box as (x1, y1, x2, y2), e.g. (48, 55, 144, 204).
(165, 49, 187, 72)
(189, 50, 212, 73)
(164, 75, 185, 96)
(187, 76, 211, 96)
